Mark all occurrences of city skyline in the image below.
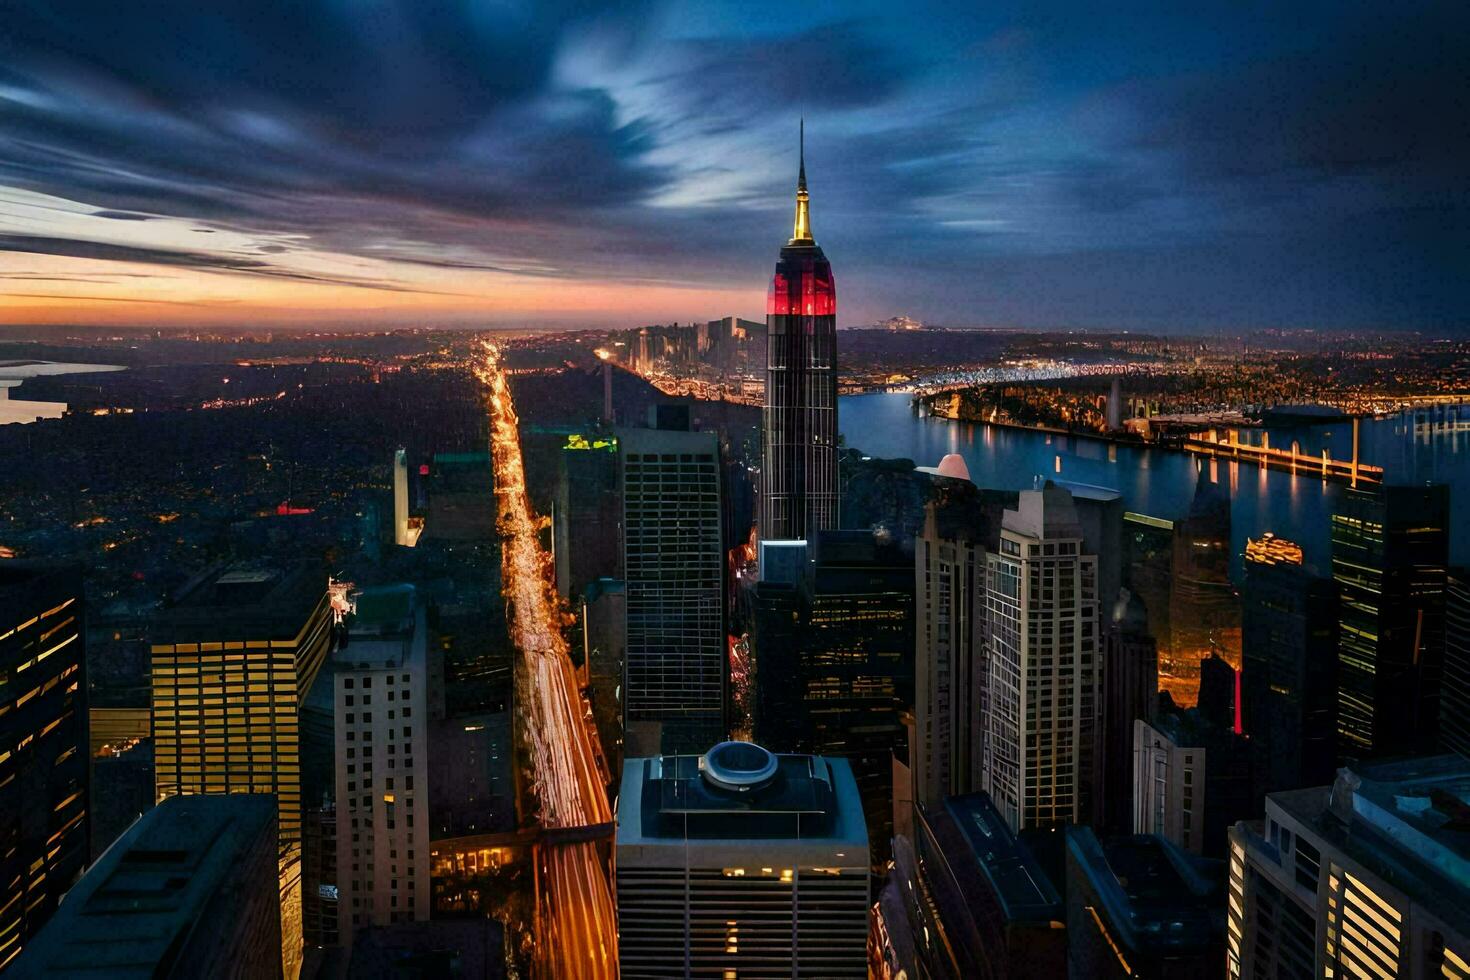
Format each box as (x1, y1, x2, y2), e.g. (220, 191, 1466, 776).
(2, 1, 1466, 332)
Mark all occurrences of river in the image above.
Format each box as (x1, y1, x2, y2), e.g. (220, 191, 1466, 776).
(839, 392, 1470, 579)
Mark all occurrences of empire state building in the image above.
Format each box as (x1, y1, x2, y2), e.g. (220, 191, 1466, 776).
(762, 124, 837, 542)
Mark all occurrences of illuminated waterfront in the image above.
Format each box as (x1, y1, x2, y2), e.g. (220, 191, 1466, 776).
(841, 393, 1470, 576)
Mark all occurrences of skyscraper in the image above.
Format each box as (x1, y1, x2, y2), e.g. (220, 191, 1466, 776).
(0, 562, 88, 972)
(1331, 484, 1449, 758)
(615, 742, 869, 978)
(1166, 471, 1240, 706)
(914, 504, 986, 808)
(618, 423, 725, 755)
(983, 483, 1101, 831)
(1100, 589, 1158, 833)
(1241, 544, 1339, 796)
(762, 123, 838, 543)
(333, 585, 431, 947)
(150, 562, 333, 975)
(752, 529, 913, 869)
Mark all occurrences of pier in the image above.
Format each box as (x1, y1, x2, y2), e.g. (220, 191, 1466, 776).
(1184, 420, 1383, 487)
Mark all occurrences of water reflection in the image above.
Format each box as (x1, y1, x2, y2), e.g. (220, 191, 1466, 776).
(840, 393, 1470, 578)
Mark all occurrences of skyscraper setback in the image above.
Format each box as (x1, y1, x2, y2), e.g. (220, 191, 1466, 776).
(762, 124, 838, 543)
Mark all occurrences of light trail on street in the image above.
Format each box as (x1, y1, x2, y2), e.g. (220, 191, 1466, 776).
(475, 340, 617, 980)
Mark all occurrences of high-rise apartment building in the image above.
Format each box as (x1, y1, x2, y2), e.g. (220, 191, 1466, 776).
(1227, 755, 1470, 979)
(615, 742, 869, 978)
(1444, 570, 1470, 757)
(150, 562, 333, 975)
(618, 424, 725, 755)
(1241, 545, 1339, 796)
(1123, 509, 1175, 664)
(9, 795, 280, 979)
(762, 123, 838, 542)
(0, 562, 88, 972)
(914, 504, 986, 808)
(333, 585, 431, 946)
(983, 483, 1101, 831)
(1331, 484, 1449, 758)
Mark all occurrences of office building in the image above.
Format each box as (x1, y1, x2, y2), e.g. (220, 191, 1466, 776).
(1134, 707, 1253, 858)
(303, 802, 339, 951)
(552, 433, 621, 599)
(1227, 755, 1470, 979)
(1241, 547, 1339, 796)
(753, 529, 913, 868)
(1166, 472, 1240, 706)
(876, 791, 1066, 979)
(983, 483, 1102, 831)
(914, 502, 986, 808)
(333, 585, 431, 946)
(762, 124, 838, 542)
(150, 561, 333, 974)
(1332, 484, 1449, 758)
(1066, 827, 1227, 979)
(1101, 589, 1158, 833)
(0, 562, 88, 971)
(1059, 480, 1125, 619)
(615, 742, 869, 978)
(1445, 570, 1470, 757)
(392, 448, 422, 547)
(618, 424, 725, 755)
(1124, 510, 1175, 665)
(9, 794, 280, 979)
(582, 577, 626, 775)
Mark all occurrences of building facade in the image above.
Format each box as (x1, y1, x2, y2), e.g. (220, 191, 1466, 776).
(618, 424, 725, 754)
(0, 562, 88, 972)
(1227, 756, 1470, 979)
(616, 742, 869, 978)
(333, 585, 431, 946)
(1241, 550, 1339, 797)
(1445, 570, 1470, 757)
(914, 504, 986, 808)
(983, 484, 1101, 831)
(762, 125, 838, 543)
(1331, 484, 1449, 758)
(149, 562, 333, 974)
(10, 794, 280, 979)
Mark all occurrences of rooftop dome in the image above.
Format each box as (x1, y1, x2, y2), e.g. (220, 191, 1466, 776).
(703, 741, 778, 793)
(936, 453, 971, 481)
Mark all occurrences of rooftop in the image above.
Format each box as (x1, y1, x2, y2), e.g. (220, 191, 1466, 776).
(11, 795, 277, 978)
(937, 792, 1063, 923)
(1068, 827, 1225, 956)
(156, 560, 326, 639)
(1271, 755, 1470, 915)
(618, 743, 868, 852)
(337, 585, 422, 671)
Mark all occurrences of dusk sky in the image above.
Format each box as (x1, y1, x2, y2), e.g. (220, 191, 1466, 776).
(1, 1, 1466, 332)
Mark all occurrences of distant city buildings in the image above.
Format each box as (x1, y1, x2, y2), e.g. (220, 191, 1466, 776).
(1332, 484, 1449, 758)
(333, 585, 431, 946)
(615, 742, 869, 978)
(0, 562, 88, 971)
(1228, 755, 1470, 978)
(983, 483, 1102, 831)
(762, 127, 838, 543)
(10, 794, 280, 979)
(618, 423, 725, 755)
(149, 561, 333, 975)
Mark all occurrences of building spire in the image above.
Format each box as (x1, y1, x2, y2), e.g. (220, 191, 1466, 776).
(790, 118, 814, 245)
